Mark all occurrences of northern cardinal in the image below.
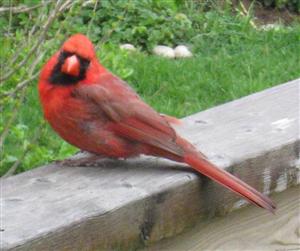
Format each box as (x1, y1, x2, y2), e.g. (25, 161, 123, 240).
(38, 34, 275, 212)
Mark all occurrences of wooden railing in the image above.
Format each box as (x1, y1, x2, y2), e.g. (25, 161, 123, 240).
(2, 79, 299, 251)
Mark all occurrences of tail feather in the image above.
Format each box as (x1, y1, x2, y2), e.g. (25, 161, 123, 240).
(184, 153, 276, 213)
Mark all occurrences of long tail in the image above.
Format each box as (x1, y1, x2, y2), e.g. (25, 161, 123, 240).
(184, 152, 276, 213)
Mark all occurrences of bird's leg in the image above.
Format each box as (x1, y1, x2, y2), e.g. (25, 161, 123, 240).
(57, 151, 105, 167)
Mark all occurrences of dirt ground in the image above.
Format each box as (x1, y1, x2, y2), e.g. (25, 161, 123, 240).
(235, 0, 299, 25)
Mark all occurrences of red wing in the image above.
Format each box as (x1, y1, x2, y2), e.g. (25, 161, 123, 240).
(73, 74, 184, 157)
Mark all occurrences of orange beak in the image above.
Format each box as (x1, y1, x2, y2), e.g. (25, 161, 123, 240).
(61, 55, 80, 76)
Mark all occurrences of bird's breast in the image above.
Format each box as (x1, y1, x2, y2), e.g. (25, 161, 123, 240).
(43, 89, 105, 146)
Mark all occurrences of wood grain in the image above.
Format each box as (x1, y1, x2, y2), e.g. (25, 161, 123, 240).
(145, 185, 300, 251)
(1, 79, 299, 251)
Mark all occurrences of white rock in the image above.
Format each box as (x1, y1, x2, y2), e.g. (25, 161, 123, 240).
(120, 44, 136, 51)
(259, 23, 282, 31)
(153, 45, 175, 58)
(174, 45, 192, 58)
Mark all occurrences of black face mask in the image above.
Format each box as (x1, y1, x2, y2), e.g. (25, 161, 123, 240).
(49, 51, 90, 86)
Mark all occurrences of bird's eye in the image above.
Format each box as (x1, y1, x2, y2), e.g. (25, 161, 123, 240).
(61, 51, 73, 59)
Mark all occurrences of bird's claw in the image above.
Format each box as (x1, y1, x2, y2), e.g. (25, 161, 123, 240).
(58, 153, 104, 167)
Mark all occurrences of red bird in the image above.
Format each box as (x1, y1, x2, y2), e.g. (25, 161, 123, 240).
(39, 34, 275, 212)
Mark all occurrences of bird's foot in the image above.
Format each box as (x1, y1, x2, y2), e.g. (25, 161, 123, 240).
(57, 152, 104, 167)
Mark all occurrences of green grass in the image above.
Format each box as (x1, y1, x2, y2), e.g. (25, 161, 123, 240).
(1, 21, 300, 176)
(124, 26, 300, 117)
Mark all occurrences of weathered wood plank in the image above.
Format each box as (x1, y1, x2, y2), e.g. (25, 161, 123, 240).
(1, 79, 299, 251)
(144, 185, 300, 251)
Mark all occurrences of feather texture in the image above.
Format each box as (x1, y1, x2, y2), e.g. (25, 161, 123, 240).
(38, 34, 276, 212)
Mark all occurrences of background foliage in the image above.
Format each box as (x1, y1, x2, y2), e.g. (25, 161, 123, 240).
(1, 0, 299, 176)
(257, 0, 299, 12)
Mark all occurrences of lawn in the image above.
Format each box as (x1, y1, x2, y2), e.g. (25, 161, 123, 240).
(126, 32, 300, 117)
(1, 1, 300, 176)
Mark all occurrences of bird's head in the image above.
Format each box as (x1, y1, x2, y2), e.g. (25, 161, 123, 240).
(49, 34, 96, 85)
